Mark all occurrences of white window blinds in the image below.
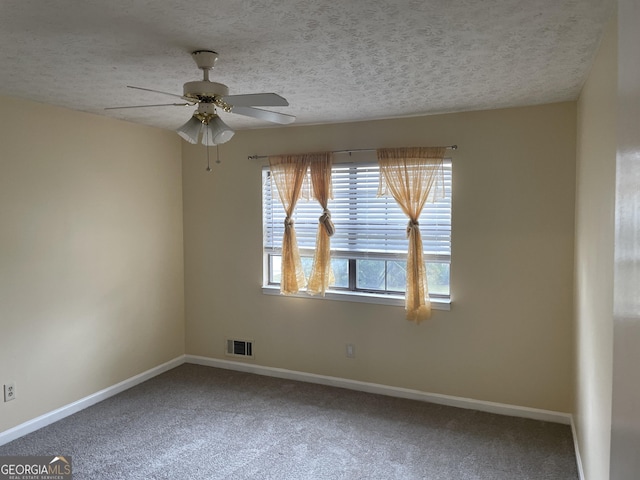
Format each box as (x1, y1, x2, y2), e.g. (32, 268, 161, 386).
(263, 160, 452, 260)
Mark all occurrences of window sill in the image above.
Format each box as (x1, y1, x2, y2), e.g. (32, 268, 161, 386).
(261, 285, 451, 311)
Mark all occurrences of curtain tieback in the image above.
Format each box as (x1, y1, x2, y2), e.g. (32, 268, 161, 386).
(319, 208, 335, 237)
(406, 219, 419, 237)
(284, 217, 294, 228)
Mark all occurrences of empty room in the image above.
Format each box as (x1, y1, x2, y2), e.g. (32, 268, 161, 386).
(1, 0, 638, 479)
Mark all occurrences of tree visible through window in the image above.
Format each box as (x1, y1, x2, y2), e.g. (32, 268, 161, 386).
(263, 161, 452, 302)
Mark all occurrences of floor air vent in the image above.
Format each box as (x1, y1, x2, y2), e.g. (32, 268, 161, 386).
(226, 339, 253, 358)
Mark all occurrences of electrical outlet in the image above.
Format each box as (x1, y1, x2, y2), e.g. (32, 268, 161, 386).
(346, 344, 355, 358)
(4, 382, 15, 402)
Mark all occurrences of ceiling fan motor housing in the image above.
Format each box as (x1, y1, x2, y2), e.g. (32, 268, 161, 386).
(183, 81, 229, 101)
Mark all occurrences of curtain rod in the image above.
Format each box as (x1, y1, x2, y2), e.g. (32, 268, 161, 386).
(247, 145, 457, 160)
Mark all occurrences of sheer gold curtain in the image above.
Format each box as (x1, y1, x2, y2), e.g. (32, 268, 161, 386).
(307, 153, 335, 296)
(269, 155, 311, 294)
(377, 147, 446, 323)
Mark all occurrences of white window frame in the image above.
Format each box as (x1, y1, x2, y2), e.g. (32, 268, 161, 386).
(262, 160, 452, 310)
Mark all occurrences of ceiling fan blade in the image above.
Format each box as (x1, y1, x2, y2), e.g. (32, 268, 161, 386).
(105, 103, 193, 110)
(223, 93, 289, 107)
(127, 85, 186, 100)
(232, 106, 296, 124)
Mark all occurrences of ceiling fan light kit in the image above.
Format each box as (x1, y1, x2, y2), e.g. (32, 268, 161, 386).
(204, 116, 234, 145)
(176, 116, 203, 144)
(107, 49, 295, 147)
(177, 102, 235, 145)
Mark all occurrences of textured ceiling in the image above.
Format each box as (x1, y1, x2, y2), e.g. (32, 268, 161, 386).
(0, 0, 614, 132)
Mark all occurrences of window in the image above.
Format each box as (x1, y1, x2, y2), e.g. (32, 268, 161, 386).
(262, 160, 452, 306)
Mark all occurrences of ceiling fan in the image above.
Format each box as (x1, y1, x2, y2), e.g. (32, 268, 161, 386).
(106, 50, 296, 145)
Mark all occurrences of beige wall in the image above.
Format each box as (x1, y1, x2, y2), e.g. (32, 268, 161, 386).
(183, 102, 576, 412)
(0, 96, 185, 433)
(574, 14, 617, 480)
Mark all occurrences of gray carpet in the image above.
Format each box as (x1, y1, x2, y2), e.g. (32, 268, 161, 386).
(0, 364, 578, 479)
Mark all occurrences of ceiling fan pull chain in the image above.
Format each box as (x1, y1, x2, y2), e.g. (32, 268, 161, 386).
(205, 142, 221, 171)
(205, 128, 212, 172)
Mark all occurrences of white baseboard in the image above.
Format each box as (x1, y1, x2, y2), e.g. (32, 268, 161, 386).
(571, 416, 586, 480)
(0, 355, 185, 446)
(185, 354, 572, 425)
